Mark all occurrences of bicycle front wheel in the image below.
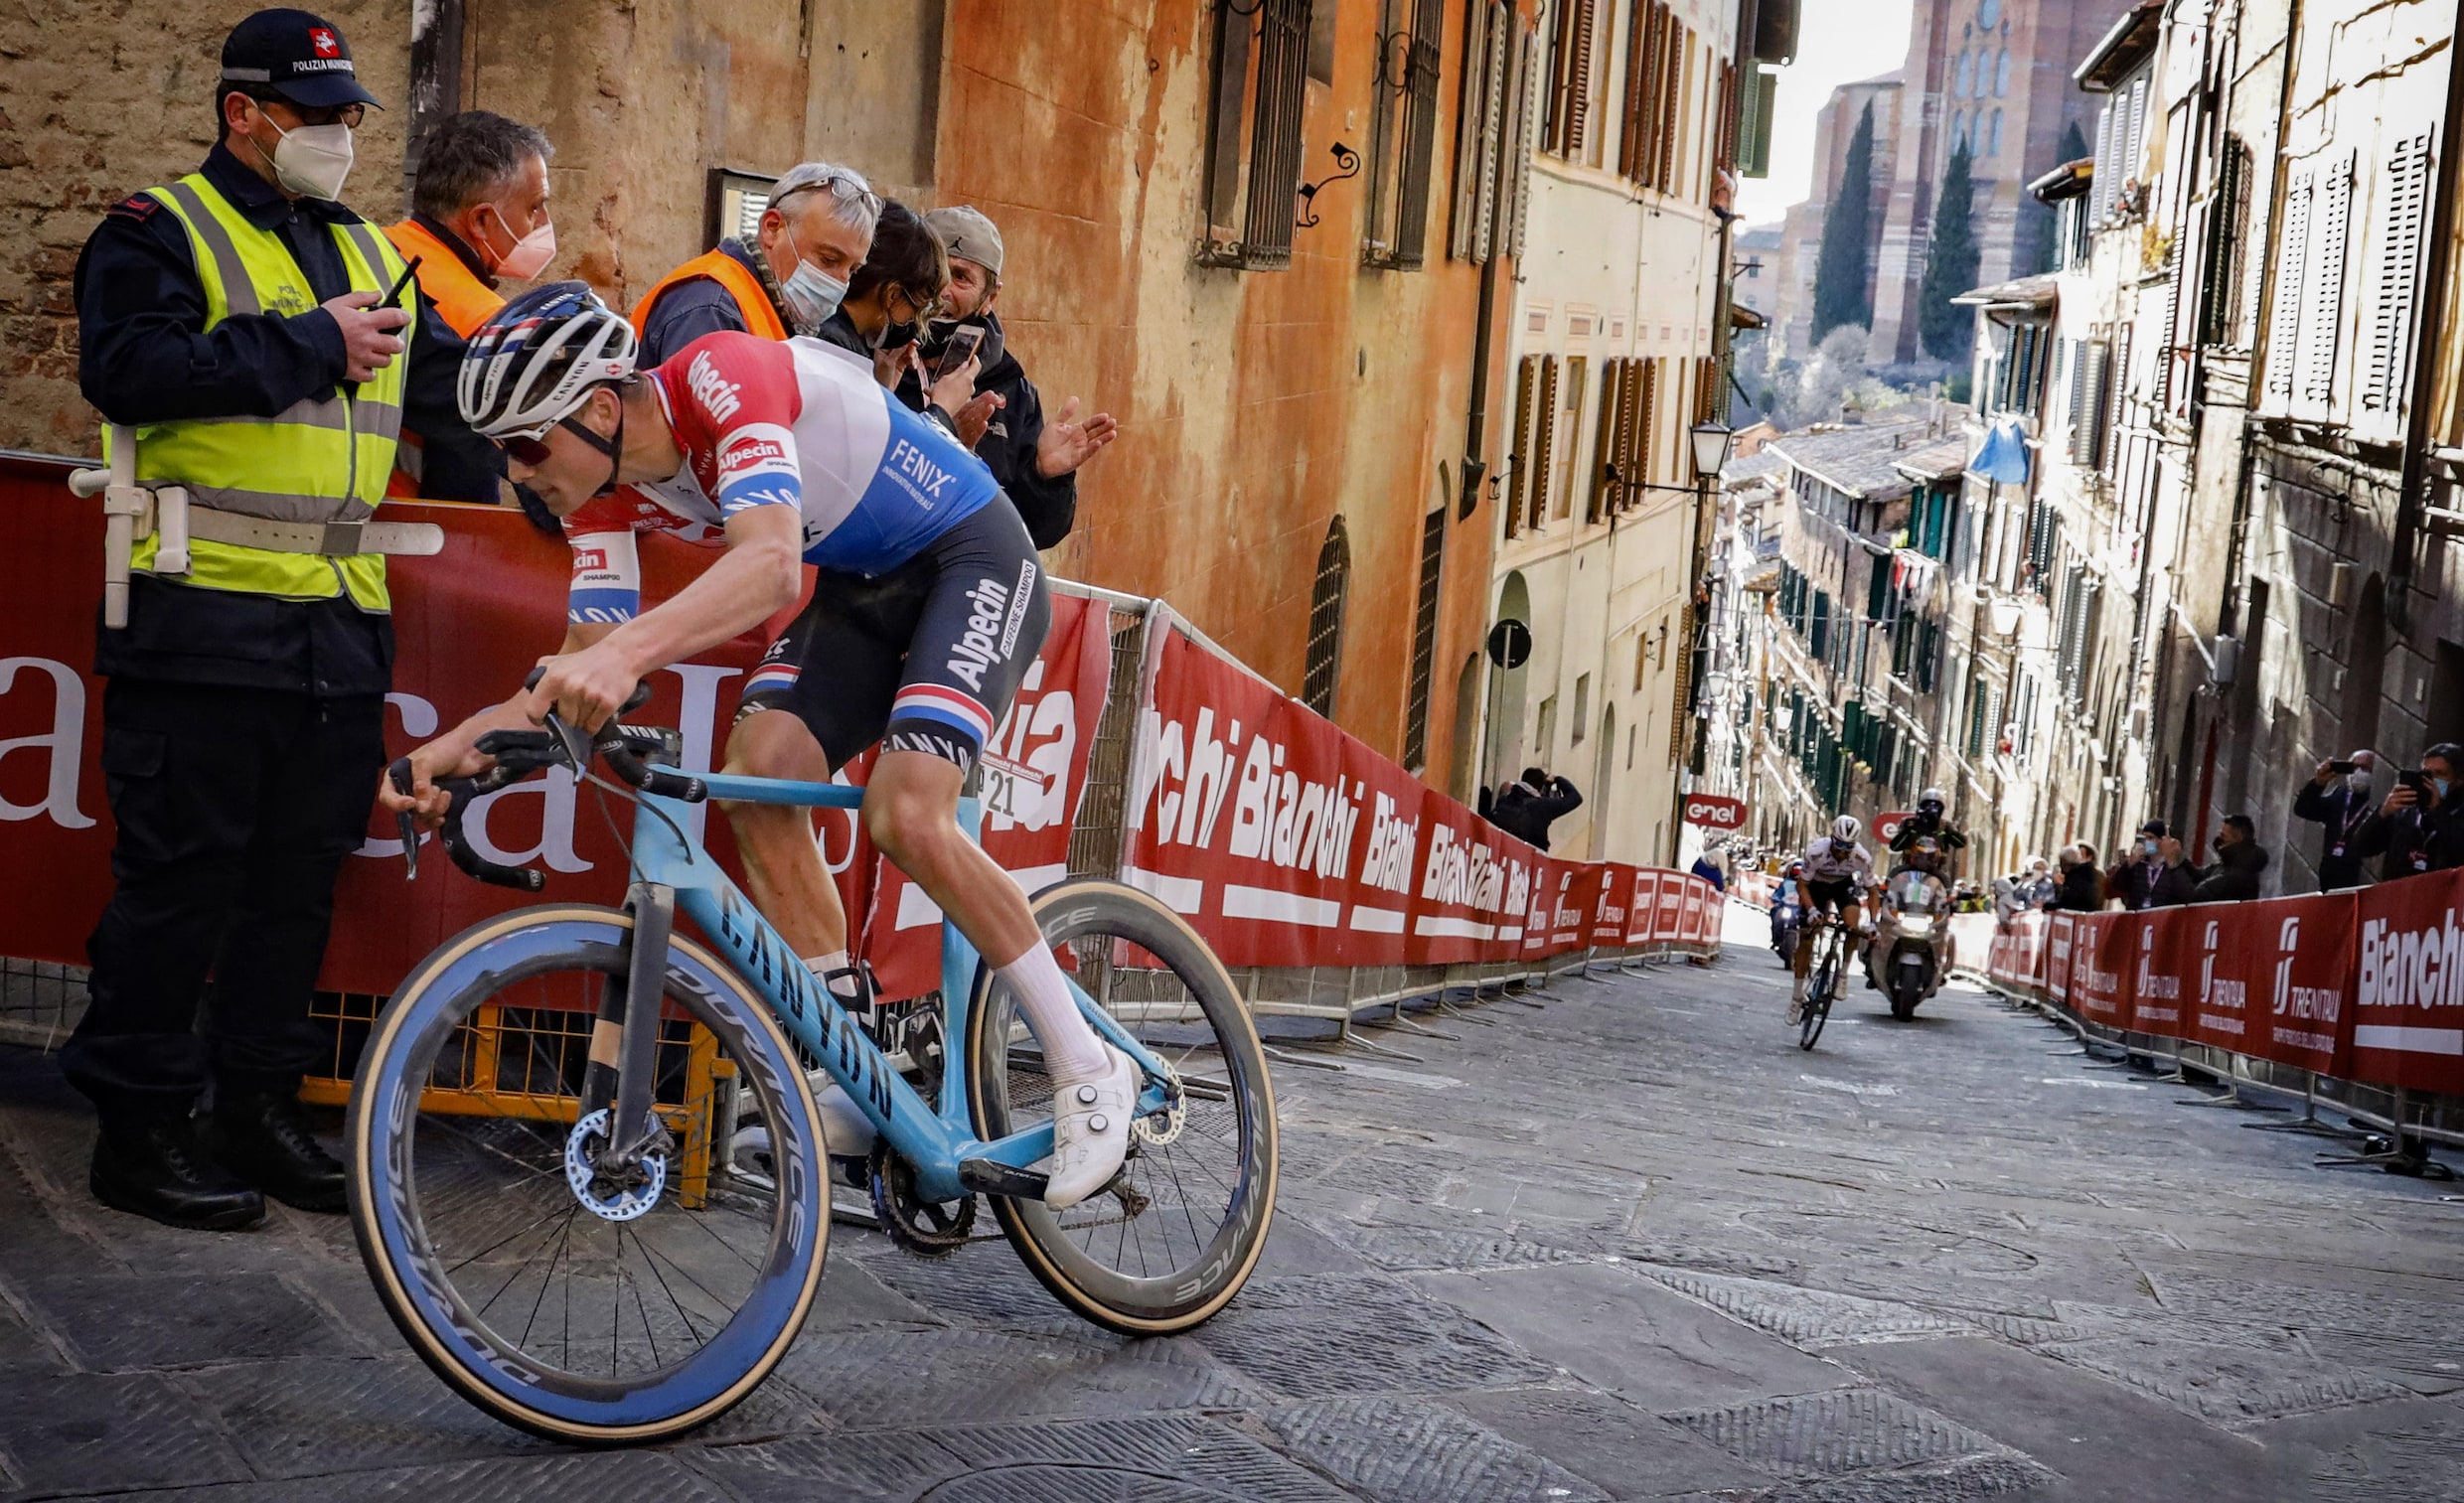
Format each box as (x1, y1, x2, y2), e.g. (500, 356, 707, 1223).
(347, 906, 827, 1443)
(966, 878, 1277, 1335)
(1800, 930, 1836, 1051)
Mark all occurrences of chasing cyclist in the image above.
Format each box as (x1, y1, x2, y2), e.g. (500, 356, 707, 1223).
(377, 282, 1136, 1209)
(1790, 816, 1875, 1025)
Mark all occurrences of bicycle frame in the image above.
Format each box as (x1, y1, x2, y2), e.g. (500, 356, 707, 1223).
(617, 772, 1171, 1204)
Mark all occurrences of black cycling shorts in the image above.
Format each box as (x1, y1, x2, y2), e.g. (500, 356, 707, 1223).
(737, 500, 1051, 776)
(1804, 876, 1862, 913)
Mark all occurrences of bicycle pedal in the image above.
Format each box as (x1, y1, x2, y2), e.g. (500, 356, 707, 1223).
(958, 1157, 1050, 1201)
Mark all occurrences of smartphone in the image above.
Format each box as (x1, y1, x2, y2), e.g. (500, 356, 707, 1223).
(2399, 769, 2433, 798)
(931, 323, 985, 384)
(2326, 759, 2360, 775)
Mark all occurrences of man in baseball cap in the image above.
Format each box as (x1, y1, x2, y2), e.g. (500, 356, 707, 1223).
(220, 8, 383, 111)
(912, 205, 1116, 550)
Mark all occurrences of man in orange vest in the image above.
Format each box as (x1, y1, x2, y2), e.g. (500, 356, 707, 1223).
(632, 160, 876, 366)
(385, 111, 553, 499)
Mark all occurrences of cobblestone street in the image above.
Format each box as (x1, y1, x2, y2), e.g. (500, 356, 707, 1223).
(4, 905, 2463, 1501)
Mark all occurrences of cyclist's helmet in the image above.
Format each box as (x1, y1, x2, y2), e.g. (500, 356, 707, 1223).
(1907, 835, 1945, 873)
(1785, 859, 1804, 877)
(1831, 815, 1861, 843)
(459, 280, 638, 439)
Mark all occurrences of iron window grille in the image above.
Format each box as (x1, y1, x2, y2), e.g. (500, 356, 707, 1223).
(1198, 0, 1314, 270)
(1403, 507, 1448, 769)
(1302, 517, 1352, 715)
(1363, 0, 1447, 269)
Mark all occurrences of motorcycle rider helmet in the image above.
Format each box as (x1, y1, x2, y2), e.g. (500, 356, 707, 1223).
(1918, 786, 1946, 816)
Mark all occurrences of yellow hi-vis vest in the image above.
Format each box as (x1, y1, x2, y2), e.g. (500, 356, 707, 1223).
(104, 173, 412, 611)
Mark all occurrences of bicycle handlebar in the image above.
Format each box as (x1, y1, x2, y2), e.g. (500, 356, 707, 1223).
(387, 674, 708, 889)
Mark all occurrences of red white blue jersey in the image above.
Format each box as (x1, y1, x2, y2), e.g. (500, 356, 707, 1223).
(559, 331, 998, 623)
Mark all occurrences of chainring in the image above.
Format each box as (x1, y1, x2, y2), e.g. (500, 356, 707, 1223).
(867, 1142, 977, 1256)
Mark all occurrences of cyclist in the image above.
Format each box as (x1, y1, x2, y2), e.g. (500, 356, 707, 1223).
(1790, 816, 1874, 1024)
(378, 283, 1136, 1209)
(1869, 833, 1955, 995)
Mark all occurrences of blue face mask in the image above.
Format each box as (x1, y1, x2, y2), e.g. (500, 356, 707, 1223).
(778, 226, 848, 334)
(2437, 778, 2452, 801)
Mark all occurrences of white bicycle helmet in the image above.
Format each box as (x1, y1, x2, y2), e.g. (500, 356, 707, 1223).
(1832, 815, 1861, 842)
(458, 280, 638, 439)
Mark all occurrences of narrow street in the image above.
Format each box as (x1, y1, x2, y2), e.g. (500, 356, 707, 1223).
(3, 905, 2461, 1502)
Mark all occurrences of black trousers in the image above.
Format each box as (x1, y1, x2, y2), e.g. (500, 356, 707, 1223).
(62, 677, 385, 1116)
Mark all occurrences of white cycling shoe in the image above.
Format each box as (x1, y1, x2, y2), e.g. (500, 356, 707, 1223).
(808, 1074, 878, 1158)
(1044, 1045, 1139, 1210)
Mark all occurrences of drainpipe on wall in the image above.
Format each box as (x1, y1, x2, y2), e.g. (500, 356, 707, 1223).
(404, 0, 467, 212)
(2384, 28, 2464, 641)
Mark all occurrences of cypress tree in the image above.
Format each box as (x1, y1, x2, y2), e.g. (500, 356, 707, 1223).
(1809, 100, 1877, 341)
(1920, 139, 1980, 361)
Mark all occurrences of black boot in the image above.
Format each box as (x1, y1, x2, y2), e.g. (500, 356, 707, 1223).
(91, 1111, 265, 1232)
(210, 1088, 347, 1213)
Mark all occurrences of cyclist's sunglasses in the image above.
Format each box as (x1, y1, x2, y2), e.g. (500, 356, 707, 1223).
(500, 416, 598, 468)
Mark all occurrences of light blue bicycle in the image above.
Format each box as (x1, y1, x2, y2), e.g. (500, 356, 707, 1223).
(348, 696, 1277, 1441)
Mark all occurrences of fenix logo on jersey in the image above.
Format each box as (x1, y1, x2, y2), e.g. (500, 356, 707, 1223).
(687, 351, 744, 424)
(883, 437, 964, 507)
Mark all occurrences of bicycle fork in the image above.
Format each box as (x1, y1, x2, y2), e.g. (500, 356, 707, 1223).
(581, 881, 678, 1170)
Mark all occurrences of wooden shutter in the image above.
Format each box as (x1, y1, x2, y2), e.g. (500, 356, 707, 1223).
(2262, 164, 2312, 408)
(1564, 0, 1598, 157)
(2296, 151, 2353, 415)
(1656, 18, 1684, 191)
(1510, 21, 1540, 257)
(1636, 359, 1659, 494)
(2104, 326, 2130, 470)
(2363, 127, 2436, 418)
(1617, 357, 1644, 509)
(1505, 355, 1538, 535)
(2067, 339, 2089, 460)
(1618, 0, 1652, 179)
(1716, 60, 1737, 173)
(1530, 356, 1561, 531)
(1588, 360, 1622, 523)
(1451, 1, 1494, 261)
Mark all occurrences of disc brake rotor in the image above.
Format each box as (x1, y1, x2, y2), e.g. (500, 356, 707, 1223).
(1132, 1056, 1187, 1146)
(563, 1108, 667, 1223)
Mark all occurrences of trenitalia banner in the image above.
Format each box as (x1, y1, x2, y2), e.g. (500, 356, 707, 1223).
(1, 461, 1714, 1012)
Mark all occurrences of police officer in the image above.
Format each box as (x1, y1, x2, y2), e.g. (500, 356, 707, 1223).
(66, 9, 500, 1231)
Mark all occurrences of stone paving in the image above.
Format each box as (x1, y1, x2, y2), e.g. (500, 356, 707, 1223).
(4, 903, 2463, 1500)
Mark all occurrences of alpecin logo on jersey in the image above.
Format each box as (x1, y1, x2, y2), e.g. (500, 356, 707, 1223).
(686, 350, 743, 424)
(946, 575, 1012, 690)
(720, 434, 786, 470)
(571, 547, 606, 570)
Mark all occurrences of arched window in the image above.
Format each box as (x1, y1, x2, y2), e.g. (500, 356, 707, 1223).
(1302, 517, 1351, 716)
(1954, 52, 1972, 98)
(1995, 49, 2011, 96)
(1978, 0, 2001, 26)
(1949, 111, 1967, 154)
(1987, 108, 2002, 157)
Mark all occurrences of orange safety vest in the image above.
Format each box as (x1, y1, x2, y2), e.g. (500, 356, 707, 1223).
(384, 220, 507, 499)
(629, 247, 787, 344)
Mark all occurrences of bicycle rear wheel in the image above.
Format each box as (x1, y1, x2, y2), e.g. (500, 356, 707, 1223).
(347, 907, 826, 1443)
(966, 879, 1277, 1335)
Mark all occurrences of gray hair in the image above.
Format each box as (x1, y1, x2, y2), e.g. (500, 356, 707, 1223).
(411, 111, 553, 220)
(767, 160, 880, 241)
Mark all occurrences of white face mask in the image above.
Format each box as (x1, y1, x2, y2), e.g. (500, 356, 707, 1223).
(481, 206, 556, 281)
(2349, 770, 2374, 793)
(777, 225, 848, 335)
(253, 112, 356, 201)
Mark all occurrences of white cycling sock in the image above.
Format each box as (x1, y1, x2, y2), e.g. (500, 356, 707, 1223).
(996, 944, 1110, 1081)
(803, 951, 862, 1002)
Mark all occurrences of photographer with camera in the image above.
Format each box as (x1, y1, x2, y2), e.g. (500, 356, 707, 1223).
(2353, 744, 2464, 878)
(2294, 750, 2381, 890)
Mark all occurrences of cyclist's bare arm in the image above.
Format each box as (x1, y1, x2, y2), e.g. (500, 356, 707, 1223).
(527, 506, 803, 731)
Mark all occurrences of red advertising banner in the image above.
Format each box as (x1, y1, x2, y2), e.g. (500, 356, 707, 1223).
(1680, 793, 1747, 830)
(2124, 908, 2196, 1040)
(2044, 911, 2079, 1006)
(2350, 867, 2464, 1094)
(0, 463, 1104, 1001)
(2067, 913, 2133, 1031)
(1592, 864, 1635, 945)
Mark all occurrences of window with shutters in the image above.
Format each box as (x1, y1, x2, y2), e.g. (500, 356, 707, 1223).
(1811, 589, 1831, 662)
(1553, 357, 1587, 520)
(2261, 164, 2312, 409)
(1542, 0, 1598, 158)
(1619, 0, 1664, 181)
(1509, 20, 1541, 257)
(1528, 356, 1560, 531)
(1449, 2, 1511, 262)
(1363, 0, 1448, 269)
(1504, 356, 1539, 537)
(1197, 0, 1312, 270)
(2295, 151, 2354, 418)
(2199, 136, 2252, 347)
(2103, 325, 2130, 471)
(2071, 340, 2112, 468)
(1588, 360, 1626, 523)
(2362, 128, 2436, 421)
(1402, 507, 1447, 768)
(1302, 517, 1351, 715)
